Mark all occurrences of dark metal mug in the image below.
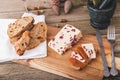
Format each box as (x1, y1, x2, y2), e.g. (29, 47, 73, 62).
(87, 0, 116, 30)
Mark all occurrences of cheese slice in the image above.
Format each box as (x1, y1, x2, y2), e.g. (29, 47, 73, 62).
(48, 24, 82, 55)
(71, 51, 85, 63)
(81, 43, 96, 59)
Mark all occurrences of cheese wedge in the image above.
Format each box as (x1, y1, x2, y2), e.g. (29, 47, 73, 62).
(48, 24, 82, 55)
(81, 43, 96, 59)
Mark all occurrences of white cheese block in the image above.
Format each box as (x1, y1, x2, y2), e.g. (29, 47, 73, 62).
(71, 51, 85, 63)
(81, 43, 96, 59)
(48, 24, 82, 55)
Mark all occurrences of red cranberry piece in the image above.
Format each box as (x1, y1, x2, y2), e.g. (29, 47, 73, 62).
(73, 54, 78, 59)
(37, 36, 42, 39)
(88, 50, 90, 53)
(74, 52, 77, 54)
(59, 35, 63, 39)
(83, 46, 86, 49)
(40, 25, 43, 27)
(88, 50, 93, 56)
(60, 47, 63, 49)
(74, 35, 77, 41)
(83, 46, 87, 51)
(90, 49, 93, 54)
(10, 30, 12, 32)
(52, 43, 55, 46)
(22, 43, 24, 46)
(57, 49, 60, 52)
(71, 29, 75, 32)
(71, 41, 74, 46)
(25, 42, 28, 45)
(70, 38, 73, 42)
(64, 27, 67, 29)
(67, 31, 70, 33)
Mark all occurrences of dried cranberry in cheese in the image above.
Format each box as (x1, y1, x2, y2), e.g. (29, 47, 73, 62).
(48, 24, 82, 55)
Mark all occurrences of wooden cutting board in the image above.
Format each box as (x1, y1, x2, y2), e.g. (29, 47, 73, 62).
(13, 26, 120, 80)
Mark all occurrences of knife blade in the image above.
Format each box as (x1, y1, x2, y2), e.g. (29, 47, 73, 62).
(96, 29, 110, 77)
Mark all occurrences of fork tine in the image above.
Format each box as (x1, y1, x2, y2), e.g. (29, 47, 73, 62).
(107, 25, 115, 40)
(109, 26, 112, 38)
(111, 25, 115, 39)
(107, 27, 109, 38)
(107, 25, 111, 38)
(113, 26, 115, 39)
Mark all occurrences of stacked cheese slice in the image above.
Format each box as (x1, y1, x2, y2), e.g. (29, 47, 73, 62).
(70, 43, 96, 69)
(48, 24, 82, 55)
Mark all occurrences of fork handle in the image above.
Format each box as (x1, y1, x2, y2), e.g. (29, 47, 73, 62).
(110, 43, 118, 76)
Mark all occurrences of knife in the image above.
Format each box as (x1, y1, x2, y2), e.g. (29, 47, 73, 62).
(96, 29, 110, 77)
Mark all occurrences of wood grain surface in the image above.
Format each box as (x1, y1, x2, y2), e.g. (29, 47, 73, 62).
(0, 0, 119, 80)
(13, 26, 120, 80)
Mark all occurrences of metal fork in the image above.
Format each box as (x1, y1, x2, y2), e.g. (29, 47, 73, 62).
(107, 25, 118, 76)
